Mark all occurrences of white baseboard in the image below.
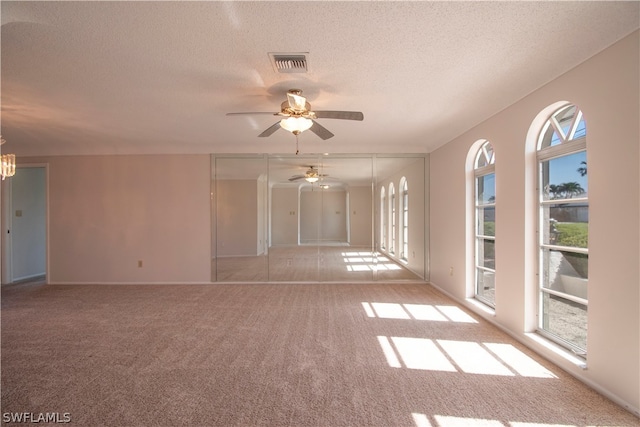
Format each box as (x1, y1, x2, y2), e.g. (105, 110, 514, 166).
(47, 281, 215, 285)
(12, 272, 46, 282)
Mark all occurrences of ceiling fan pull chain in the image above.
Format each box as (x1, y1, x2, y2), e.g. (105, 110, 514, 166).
(295, 134, 299, 155)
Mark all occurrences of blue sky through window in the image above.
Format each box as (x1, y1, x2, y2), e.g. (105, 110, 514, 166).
(546, 151, 587, 196)
(477, 173, 495, 204)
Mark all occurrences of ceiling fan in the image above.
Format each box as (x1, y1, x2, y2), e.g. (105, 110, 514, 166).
(288, 166, 328, 183)
(226, 89, 364, 143)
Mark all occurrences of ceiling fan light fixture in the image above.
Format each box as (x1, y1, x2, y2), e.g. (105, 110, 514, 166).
(304, 167, 320, 183)
(280, 117, 313, 135)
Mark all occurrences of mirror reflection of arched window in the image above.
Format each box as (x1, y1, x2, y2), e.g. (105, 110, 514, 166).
(380, 187, 387, 250)
(399, 177, 408, 261)
(389, 183, 395, 254)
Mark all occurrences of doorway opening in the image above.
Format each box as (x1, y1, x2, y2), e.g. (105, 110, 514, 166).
(1, 166, 48, 285)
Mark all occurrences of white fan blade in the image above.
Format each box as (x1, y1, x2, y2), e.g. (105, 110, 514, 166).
(314, 111, 364, 121)
(258, 122, 281, 137)
(226, 112, 277, 116)
(309, 121, 334, 140)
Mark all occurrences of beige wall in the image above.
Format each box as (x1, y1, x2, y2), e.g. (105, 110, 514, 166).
(300, 189, 347, 243)
(270, 187, 299, 246)
(20, 155, 212, 283)
(429, 31, 639, 413)
(348, 186, 373, 247)
(272, 185, 373, 247)
(216, 179, 259, 257)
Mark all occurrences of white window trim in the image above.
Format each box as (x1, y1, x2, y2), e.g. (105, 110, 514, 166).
(380, 188, 386, 250)
(474, 178, 496, 307)
(536, 105, 588, 357)
(400, 178, 408, 261)
(389, 183, 395, 254)
(473, 141, 496, 309)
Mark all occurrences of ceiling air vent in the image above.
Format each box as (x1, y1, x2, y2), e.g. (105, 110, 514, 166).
(269, 53, 308, 73)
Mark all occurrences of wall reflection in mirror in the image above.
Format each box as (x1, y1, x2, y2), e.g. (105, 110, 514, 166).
(211, 154, 427, 282)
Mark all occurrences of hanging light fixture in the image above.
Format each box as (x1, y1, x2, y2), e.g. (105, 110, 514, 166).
(0, 136, 16, 180)
(304, 167, 320, 183)
(280, 117, 313, 135)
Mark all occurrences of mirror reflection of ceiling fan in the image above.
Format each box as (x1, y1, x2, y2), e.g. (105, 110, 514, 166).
(288, 166, 328, 183)
(226, 89, 364, 152)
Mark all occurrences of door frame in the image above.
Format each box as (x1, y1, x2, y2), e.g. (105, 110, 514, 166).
(1, 164, 50, 284)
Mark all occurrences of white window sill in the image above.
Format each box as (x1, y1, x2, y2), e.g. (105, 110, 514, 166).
(466, 297, 496, 315)
(525, 332, 587, 369)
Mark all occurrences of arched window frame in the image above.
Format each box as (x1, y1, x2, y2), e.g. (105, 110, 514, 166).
(399, 177, 408, 261)
(536, 104, 588, 357)
(380, 187, 387, 250)
(473, 140, 496, 307)
(389, 183, 395, 254)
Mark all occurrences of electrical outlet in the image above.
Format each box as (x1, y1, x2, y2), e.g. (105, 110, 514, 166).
(138, 260, 143, 268)
(449, 267, 454, 276)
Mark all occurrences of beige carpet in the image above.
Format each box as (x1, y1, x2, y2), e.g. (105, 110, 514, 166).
(1, 282, 637, 426)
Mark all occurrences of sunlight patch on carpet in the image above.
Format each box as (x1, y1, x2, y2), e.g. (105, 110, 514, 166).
(377, 336, 402, 368)
(403, 303, 449, 321)
(363, 302, 476, 323)
(436, 305, 478, 323)
(484, 343, 557, 378)
(378, 337, 559, 379)
(437, 340, 514, 376)
(412, 412, 433, 427)
(510, 423, 578, 426)
(341, 251, 403, 272)
(412, 414, 580, 427)
(392, 337, 457, 371)
(361, 302, 376, 317)
(434, 415, 505, 426)
(371, 302, 411, 319)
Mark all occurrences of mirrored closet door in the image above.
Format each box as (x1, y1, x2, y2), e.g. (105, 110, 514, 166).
(211, 154, 427, 283)
(212, 156, 268, 282)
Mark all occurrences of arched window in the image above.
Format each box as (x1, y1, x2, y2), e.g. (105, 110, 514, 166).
(474, 140, 495, 307)
(380, 187, 386, 250)
(389, 183, 395, 254)
(537, 104, 588, 356)
(400, 177, 408, 261)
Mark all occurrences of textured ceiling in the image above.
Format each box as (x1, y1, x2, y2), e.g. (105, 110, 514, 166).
(1, 1, 638, 158)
